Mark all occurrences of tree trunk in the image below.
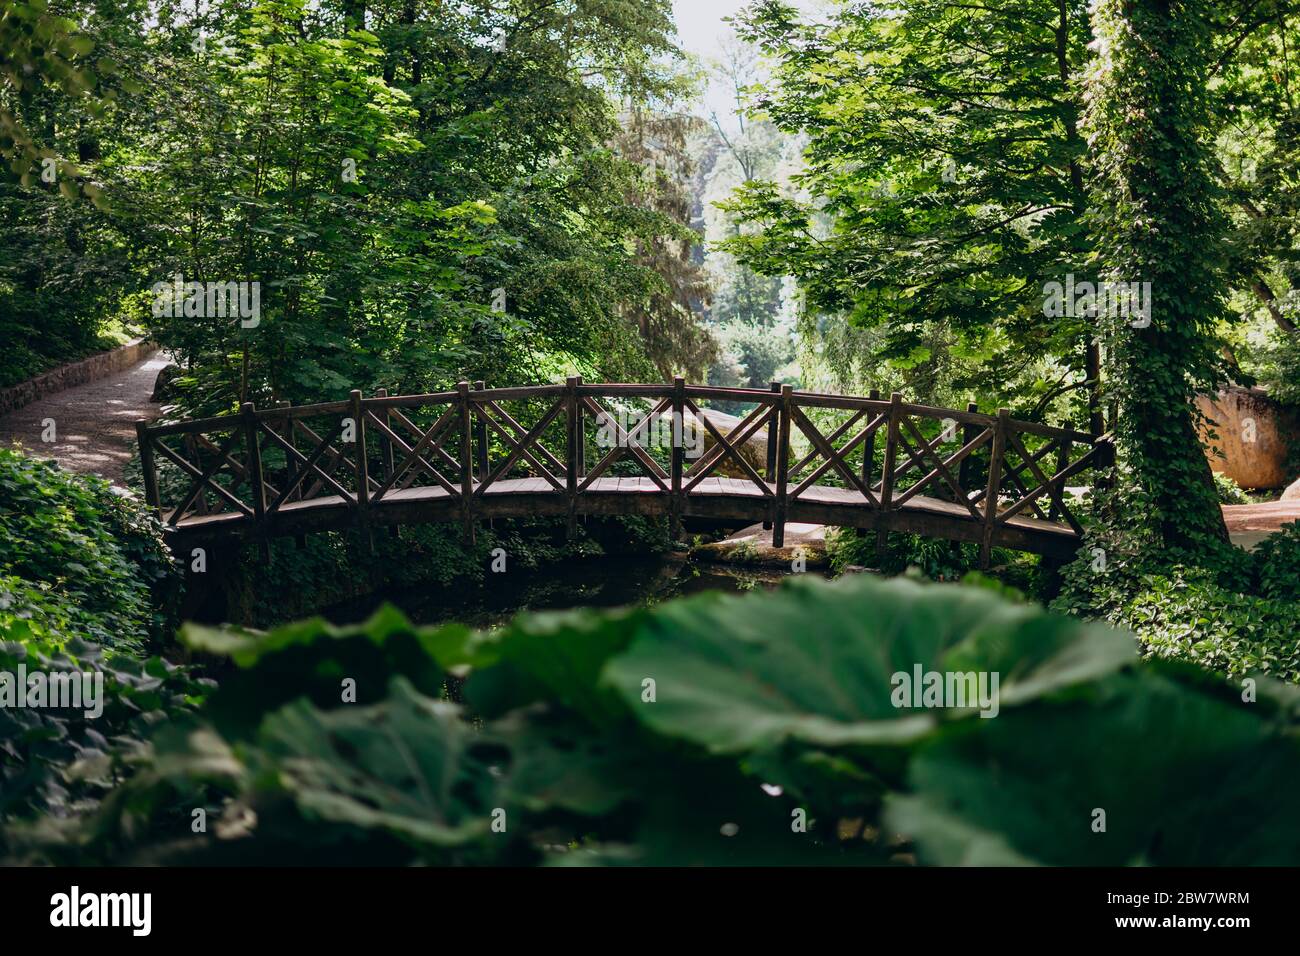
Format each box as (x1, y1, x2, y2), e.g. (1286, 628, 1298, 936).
(1082, 0, 1231, 552)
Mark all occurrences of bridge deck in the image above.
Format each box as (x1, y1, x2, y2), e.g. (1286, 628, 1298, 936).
(170, 476, 1078, 556)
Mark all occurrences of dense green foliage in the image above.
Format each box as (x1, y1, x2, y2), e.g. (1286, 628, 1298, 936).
(7, 575, 1300, 866)
(1053, 520, 1300, 683)
(0, 449, 180, 652)
(722, 0, 1300, 557)
(0, 451, 203, 838)
(1, 0, 714, 408)
(725, 0, 1096, 413)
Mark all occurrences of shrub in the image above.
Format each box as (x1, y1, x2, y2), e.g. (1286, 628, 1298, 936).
(0, 449, 181, 653)
(12, 575, 1300, 866)
(1254, 520, 1300, 603)
(827, 527, 1039, 593)
(1213, 471, 1250, 505)
(1053, 525, 1300, 682)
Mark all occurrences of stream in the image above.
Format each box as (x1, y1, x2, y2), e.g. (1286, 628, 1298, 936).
(322, 556, 823, 630)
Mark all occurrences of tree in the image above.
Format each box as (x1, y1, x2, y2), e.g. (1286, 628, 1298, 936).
(723, 0, 1101, 420)
(1082, 0, 1231, 552)
(613, 107, 717, 379)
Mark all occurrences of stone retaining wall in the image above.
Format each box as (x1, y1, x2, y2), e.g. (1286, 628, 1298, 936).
(0, 338, 158, 416)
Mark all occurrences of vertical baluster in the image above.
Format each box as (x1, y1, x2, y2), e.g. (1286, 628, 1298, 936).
(772, 385, 793, 548)
(472, 381, 488, 481)
(980, 409, 1010, 569)
(1049, 436, 1071, 522)
(350, 389, 373, 554)
(566, 375, 579, 539)
(458, 381, 474, 544)
(763, 380, 781, 530)
(242, 401, 269, 562)
(135, 421, 161, 516)
(876, 392, 903, 561)
(862, 388, 881, 492)
(671, 376, 685, 541)
(573, 376, 585, 483)
(959, 401, 979, 499)
(375, 389, 397, 542)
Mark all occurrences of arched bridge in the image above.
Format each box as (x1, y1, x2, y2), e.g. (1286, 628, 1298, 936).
(135, 380, 1113, 567)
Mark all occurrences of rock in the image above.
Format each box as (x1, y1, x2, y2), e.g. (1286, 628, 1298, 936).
(151, 361, 181, 403)
(1283, 478, 1300, 502)
(680, 407, 769, 480)
(1195, 387, 1300, 490)
(690, 522, 830, 570)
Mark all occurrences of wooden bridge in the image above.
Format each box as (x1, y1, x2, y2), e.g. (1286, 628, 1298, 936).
(134, 379, 1113, 567)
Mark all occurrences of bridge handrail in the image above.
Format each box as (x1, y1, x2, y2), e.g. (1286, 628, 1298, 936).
(135, 379, 1114, 565)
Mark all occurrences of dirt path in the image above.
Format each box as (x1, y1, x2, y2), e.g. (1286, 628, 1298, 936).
(1224, 501, 1300, 549)
(0, 351, 172, 487)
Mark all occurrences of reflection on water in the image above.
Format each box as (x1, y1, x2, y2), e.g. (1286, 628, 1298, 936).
(322, 556, 818, 630)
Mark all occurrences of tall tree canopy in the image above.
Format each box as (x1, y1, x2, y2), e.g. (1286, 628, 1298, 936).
(1, 0, 714, 410)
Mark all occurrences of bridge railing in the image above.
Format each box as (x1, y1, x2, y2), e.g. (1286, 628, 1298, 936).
(135, 379, 1113, 563)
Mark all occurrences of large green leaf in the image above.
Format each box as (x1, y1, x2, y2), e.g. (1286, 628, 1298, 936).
(458, 606, 647, 723)
(183, 606, 458, 738)
(255, 678, 495, 855)
(603, 575, 1135, 755)
(887, 667, 1300, 865)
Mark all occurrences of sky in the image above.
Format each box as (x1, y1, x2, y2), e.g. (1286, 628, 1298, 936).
(671, 0, 755, 58)
(671, 0, 822, 122)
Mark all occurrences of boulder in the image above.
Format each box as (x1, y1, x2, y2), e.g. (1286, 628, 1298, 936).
(1283, 477, 1300, 502)
(1195, 387, 1300, 490)
(679, 407, 769, 480)
(690, 522, 830, 569)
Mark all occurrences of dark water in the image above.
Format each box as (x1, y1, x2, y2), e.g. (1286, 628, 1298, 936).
(322, 556, 811, 630)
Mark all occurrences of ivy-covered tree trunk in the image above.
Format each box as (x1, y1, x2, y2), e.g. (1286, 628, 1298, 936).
(1082, 0, 1230, 554)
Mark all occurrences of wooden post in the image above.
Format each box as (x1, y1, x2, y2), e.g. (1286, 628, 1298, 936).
(458, 381, 474, 544)
(959, 401, 979, 497)
(242, 401, 269, 562)
(574, 376, 586, 481)
(979, 409, 1010, 570)
(876, 392, 903, 560)
(472, 380, 489, 481)
(772, 385, 793, 548)
(374, 389, 397, 542)
(350, 389, 373, 554)
(135, 420, 161, 515)
(671, 376, 685, 541)
(566, 375, 579, 539)
(763, 380, 780, 530)
(862, 388, 881, 490)
(1049, 436, 1071, 522)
